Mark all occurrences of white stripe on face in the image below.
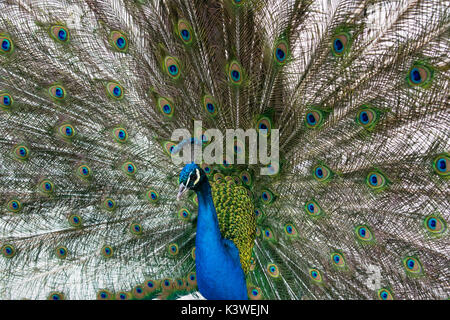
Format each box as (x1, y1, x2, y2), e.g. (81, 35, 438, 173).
(193, 169, 201, 185)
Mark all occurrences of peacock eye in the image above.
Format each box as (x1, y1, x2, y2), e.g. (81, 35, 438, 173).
(377, 288, 394, 300)
(402, 256, 423, 276)
(49, 84, 66, 100)
(0, 35, 13, 54)
(7, 199, 22, 213)
(255, 116, 272, 137)
(355, 224, 375, 243)
(13, 144, 29, 160)
(228, 60, 243, 85)
(107, 82, 124, 100)
(110, 31, 128, 52)
(356, 106, 379, 130)
(178, 208, 191, 221)
(407, 62, 433, 88)
(331, 32, 351, 56)
(0, 92, 13, 108)
(309, 268, 323, 283)
(313, 164, 332, 182)
(423, 215, 446, 235)
(164, 56, 181, 80)
(432, 154, 449, 176)
(304, 200, 322, 217)
(177, 20, 193, 45)
(112, 127, 128, 143)
(273, 40, 289, 65)
(305, 108, 325, 129)
(59, 124, 75, 139)
(55, 246, 68, 259)
(48, 292, 65, 300)
(167, 243, 179, 256)
(284, 223, 298, 237)
(50, 25, 70, 43)
(157, 97, 174, 118)
(331, 252, 346, 268)
(97, 290, 113, 300)
(203, 95, 218, 117)
(122, 161, 137, 176)
(366, 171, 388, 190)
(1, 244, 16, 258)
(77, 164, 92, 179)
(266, 263, 280, 278)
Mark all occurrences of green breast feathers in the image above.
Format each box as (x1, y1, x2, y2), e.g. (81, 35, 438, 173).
(211, 178, 256, 274)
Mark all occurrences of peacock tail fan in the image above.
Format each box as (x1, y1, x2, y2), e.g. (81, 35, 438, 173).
(0, 0, 449, 300)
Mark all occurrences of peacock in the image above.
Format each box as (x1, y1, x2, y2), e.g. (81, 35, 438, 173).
(0, 0, 449, 300)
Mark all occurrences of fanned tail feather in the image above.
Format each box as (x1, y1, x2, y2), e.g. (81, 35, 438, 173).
(0, 0, 448, 300)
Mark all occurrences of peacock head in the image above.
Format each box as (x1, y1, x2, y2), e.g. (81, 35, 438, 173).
(177, 163, 207, 200)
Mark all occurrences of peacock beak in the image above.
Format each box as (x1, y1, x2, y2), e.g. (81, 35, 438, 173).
(177, 183, 189, 201)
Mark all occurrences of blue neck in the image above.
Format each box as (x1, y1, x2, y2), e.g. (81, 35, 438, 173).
(194, 180, 248, 300)
(195, 181, 222, 247)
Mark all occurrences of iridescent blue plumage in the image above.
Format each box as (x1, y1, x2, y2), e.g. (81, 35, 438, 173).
(179, 163, 248, 300)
